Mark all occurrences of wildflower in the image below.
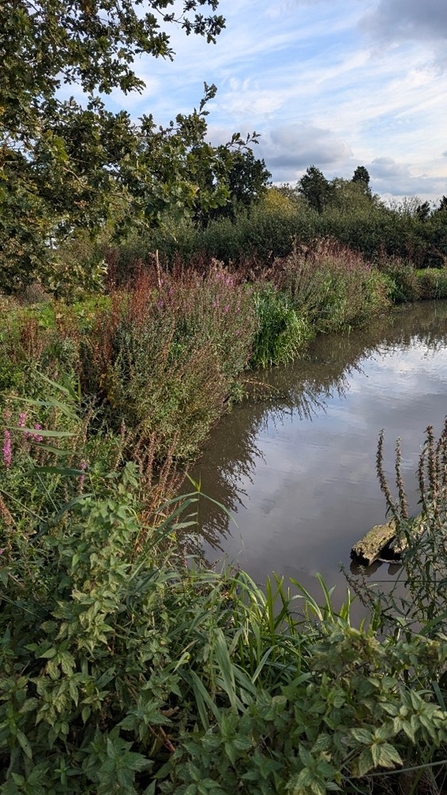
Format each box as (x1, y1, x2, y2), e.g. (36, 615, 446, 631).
(28, 424, 43, 443)
(3, 430, 12, 469)
(224, 304, 230, 313)
(18, 412, 27, 428)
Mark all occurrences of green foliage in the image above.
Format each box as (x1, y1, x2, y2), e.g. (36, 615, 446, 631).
(298, 166, 335, 214)
(277, 241, 390, 334)
(377, 257, 421, 303)
(79, 268, 257, 461)
(416, 268, 447, 299)
(2, 400, 447, 794)
(0, 2, 269, 294)
(351, 166, 371, 196)
(251, 284, 312, 368)
(4, 321, 447, 791)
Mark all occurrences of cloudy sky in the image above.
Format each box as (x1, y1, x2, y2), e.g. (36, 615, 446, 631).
(108, 0, 447, 202)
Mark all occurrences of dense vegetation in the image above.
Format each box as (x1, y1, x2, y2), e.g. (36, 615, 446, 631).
(3, 2, 447, 792)
(2, 333, 447, 794)
(2, 243, 447, 792)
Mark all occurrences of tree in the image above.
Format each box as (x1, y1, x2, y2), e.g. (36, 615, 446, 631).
(435, 195, 447, 213)
(415, 201, 431, 222)
(193, 146, 271, 225)
(297, 166, 334, 213)
(351, 166, 371, 196)
(330, 178, 377, 213)
(0, 1, 265, 291)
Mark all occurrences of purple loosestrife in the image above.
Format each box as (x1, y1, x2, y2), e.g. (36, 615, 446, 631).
(3, 430, 12, 469)
(30, 424, 43, 443)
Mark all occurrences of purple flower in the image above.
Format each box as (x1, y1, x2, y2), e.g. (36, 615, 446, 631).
(28, 424, 43, 443)
(224, 304, 230, 313)
(3, 430, 12, 469)
(18, 412, 27, 428)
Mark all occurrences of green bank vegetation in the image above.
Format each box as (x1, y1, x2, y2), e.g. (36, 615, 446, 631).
(3, 2, 447, 792)
(2, 365, 447, 794)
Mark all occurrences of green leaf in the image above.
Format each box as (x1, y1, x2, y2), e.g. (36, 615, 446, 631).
(351, 727, 373, 745)
(16, 729, 33, 759)
(357, 748, 374, 778)
(8, 426, 75, 437)
(213, 629, 237, 710)
(39, 647, 57, 659)
(376, 743, 403, 769)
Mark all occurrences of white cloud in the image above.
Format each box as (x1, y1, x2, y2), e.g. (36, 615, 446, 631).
(368, 157, 447, 198)
(360, 0, 447, 68)
(85, 0, 447, 201)
(256, 123, 352, 182)
(361, 0, 447, 44)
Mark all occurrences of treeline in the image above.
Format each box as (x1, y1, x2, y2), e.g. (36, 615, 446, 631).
(107, 164, 447, 291)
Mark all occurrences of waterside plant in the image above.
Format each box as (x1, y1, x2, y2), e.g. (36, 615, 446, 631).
(1, 381, 447, 793)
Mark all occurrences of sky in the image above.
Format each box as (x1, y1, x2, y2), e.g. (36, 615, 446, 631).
(106, 0, 447, 203)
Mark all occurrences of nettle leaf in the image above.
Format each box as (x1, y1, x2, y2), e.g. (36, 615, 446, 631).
(38, 647, 57, 659)
(351, 727, 373, 745)
(376, 743, 403, 769)
(16, 729, 33, 759)
(356, 748, 374, 778)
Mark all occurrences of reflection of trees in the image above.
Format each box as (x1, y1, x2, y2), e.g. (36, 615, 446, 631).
(188, 301, 447, 553)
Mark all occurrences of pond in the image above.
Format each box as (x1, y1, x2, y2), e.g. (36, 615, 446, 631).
(191, 301, 447, 606)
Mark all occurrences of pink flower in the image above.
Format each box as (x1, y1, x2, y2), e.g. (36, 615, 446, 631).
(3, 430, 12, 469)
(18, 412, 27, 428)
(28, 424, 43, 443)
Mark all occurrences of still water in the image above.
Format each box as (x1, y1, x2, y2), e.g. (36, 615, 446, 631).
(192, 301, 447, 602)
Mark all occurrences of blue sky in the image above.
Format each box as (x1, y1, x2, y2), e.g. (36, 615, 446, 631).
(107, 0, 447, 202)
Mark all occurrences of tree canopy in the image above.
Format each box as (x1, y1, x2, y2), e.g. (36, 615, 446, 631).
(351, 166, 371, 195)
(0, 1, 269, 292)
(297, 166, 335, 213)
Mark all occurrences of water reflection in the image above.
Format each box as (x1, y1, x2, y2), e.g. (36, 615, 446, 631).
(191, 301, 447, 601)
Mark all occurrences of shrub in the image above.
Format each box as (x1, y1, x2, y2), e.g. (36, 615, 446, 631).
(375, 256, 421, 303)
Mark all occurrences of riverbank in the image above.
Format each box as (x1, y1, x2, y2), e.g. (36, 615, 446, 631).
(2, 246, 447, 792)
(4, 241, 447, 472)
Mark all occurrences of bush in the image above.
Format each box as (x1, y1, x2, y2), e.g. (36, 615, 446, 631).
(375, 256, 421, 303)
